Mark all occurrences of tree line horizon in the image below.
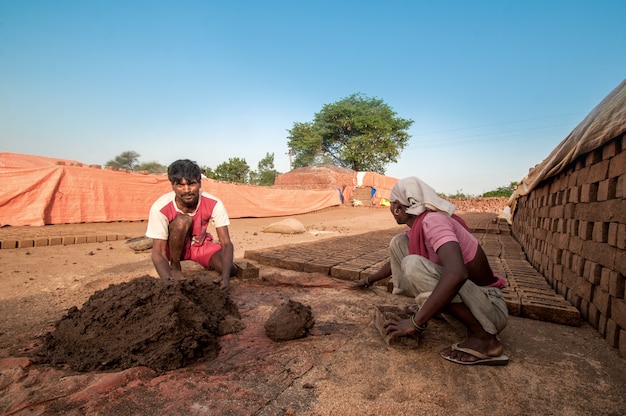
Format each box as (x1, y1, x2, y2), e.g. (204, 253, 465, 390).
(105, 93, 517, 198)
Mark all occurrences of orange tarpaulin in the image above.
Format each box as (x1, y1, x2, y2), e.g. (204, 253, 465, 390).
(0, 153, 340, 227)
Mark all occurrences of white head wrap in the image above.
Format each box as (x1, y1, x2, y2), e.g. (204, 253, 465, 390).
(389, 176, 456, 216)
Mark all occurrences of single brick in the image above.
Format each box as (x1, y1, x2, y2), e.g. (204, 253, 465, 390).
(49, 237, 63, 246)
(602, 139, 619, 160)
(276, 258, 305, 271)
(609, 270, 625, 299)
(236, 261, 259, 280)
(86, 236, 97, 243)
(583, 240, 618, 270)
(75, 236, 88, 244)
(592, 222, 609, 243)
(96, 235, 107, 242)
(62, 236, 76, 245)
(588, 303, 601, 329)
(17, 239, 34, 249)
(617, 175, 625, 198)
(605, 318, 620, 348)
(578, 221, 593, 240)
(597, 178, 617, 201)
(600, 267, 611, 292)
(593, 287, 611, 316)
(1, 240, 18, 249)
(567, 291, 582, 309)
(34, 238, 48, 247)
(303, 263, 330, 274)
(608, 223, 619, 247)
(568, 185, 580, 203)
(583, 260, 602, 285)
(588, 159, 610, 183)
(580, 183, 598, 203)
(611, 297, 626, 329)
(585, 149, 603, 166)
(608, 148, 626, 178)
(330, 265, 361, 280)
(615, 247, 626, 276)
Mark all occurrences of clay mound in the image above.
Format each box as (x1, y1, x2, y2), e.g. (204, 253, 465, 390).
(264, 299, 315, 341)
(32, 275, 243, 373)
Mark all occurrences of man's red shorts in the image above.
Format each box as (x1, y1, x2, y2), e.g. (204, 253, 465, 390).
(168, 232, 222, 268)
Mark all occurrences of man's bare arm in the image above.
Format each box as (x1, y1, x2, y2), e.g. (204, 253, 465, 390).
(214, 226, 235, 290)
(151, 239, 174, 279)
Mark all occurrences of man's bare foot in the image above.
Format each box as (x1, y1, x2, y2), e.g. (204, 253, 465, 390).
(171, 269, 185, 280)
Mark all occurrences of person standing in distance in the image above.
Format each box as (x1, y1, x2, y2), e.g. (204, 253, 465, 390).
(145, 159, 238, 290)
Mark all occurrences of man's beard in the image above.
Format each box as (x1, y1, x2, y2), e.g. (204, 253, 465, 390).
(178, 193, 198, 209)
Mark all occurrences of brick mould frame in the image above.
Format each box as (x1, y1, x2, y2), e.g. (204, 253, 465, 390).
(512, 133, 626, 356)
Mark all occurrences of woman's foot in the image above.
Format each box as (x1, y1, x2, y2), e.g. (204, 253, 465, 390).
(440, 336, 508, 365)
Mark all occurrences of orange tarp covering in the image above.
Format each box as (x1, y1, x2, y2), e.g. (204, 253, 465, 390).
(354, 171, 399, 202)
(0, 153, 340, 227)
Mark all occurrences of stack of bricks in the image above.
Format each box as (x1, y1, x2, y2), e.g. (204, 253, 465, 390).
(512, 133, 626, 356)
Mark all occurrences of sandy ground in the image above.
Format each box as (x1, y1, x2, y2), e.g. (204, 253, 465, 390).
(1, 206, 626, 415)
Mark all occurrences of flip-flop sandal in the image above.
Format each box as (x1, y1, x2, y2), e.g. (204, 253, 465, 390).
(440, 342, 509, 366)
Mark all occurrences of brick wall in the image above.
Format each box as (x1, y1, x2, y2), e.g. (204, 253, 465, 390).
(512, 133, 626, 356)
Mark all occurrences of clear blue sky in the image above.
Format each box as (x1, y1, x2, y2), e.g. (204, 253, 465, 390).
(1, 1, 625, 195)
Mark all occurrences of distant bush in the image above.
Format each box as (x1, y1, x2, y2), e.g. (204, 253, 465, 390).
(442, 190, 474, 199)
(439, 182, 518, 199)
(481, 182, 518, 198)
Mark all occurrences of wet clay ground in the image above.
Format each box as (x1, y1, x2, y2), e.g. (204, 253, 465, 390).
(1, 207, 626, 415)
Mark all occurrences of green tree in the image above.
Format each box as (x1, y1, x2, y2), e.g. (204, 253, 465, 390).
(481, 182, 518, 198)
(105, 151, 140, 170)
(254, 152, 279, 186)
(213, 157, 250, 183)
(287, 93, 413, 173)
(135, 161, 167, 174)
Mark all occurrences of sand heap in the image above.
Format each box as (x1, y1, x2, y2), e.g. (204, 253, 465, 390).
(32, 276, 243, 373)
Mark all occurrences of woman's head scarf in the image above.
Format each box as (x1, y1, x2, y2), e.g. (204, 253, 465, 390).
(389, 176, 456, 216)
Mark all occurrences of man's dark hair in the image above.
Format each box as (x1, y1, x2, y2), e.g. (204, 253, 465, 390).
(168, 159, 202, 184)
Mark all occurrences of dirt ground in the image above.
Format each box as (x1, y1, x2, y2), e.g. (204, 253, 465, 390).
(1, 206, 626, 415)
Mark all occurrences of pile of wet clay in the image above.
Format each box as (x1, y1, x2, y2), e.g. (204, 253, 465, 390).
(32, 275, 244, 373)
(264, 299, 315, 341)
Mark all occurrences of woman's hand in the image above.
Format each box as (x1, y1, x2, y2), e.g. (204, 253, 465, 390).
(383, 313, 416, 339)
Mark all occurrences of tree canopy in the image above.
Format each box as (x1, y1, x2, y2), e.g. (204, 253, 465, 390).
(135, 161, 167, 174)
(287, 93, 413, 174)
(105, 151, 140, 170)
(251, 152, 279, 186)
(481, 182, 518, 198)
(105, 151, 167, 173)
(212, 157, 250, 183)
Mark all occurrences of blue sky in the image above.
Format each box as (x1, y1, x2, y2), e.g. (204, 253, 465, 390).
(1, 1, 625, 195)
